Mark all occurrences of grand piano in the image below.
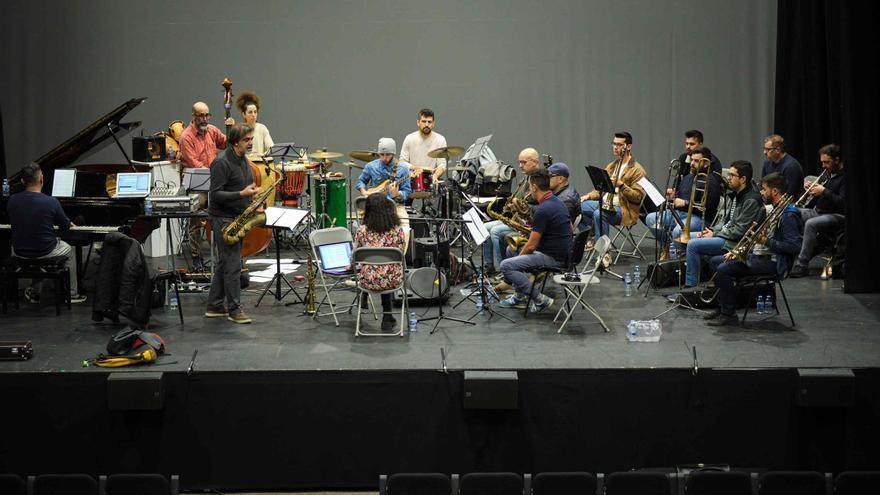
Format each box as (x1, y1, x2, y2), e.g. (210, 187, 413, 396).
(0, 97, 160, 262)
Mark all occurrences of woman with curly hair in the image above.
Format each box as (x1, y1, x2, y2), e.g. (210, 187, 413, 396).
(355, 193, 406, 330)
(235, 90, 274, 158)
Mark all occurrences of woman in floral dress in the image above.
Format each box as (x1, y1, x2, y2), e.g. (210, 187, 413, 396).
(355, 193, 405, 330)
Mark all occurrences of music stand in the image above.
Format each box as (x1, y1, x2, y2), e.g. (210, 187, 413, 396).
(585, 165, 622, 279)
(254, 206, 308, 306)
(416, 216, 476, 334)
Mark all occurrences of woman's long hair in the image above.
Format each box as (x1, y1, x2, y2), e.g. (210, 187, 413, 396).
(363, 193, 400, 233)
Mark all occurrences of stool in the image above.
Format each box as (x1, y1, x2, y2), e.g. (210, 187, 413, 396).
(1, 256, 71, 315)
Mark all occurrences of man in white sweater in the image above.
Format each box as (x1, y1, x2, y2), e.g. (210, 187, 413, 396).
(399, 108, 447, 183)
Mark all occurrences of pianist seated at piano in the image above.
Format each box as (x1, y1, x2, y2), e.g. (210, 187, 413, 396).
(7, 163, 87, 304)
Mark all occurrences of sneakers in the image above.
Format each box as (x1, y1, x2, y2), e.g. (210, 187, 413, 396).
(499, 294, 528, 309)
(227, 312, 253, 324)
(24, 287, 40, 304)
(702, 309, 722, 320)
(529, 294, 554, 313)
(205, 306, 228, 318)
(70, 294, 87, 304)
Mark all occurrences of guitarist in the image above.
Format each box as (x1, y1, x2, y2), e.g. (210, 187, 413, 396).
(355, 138, 412, 250)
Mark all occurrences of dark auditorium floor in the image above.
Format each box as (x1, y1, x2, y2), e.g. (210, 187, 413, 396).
(1, 249, 878, 374)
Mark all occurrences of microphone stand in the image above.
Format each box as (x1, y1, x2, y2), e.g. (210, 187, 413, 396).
(642, 159, 683, 296)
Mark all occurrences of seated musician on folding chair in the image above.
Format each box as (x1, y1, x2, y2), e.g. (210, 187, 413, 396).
(578, 131, 646, 239)
(704, 172, 802, 326)
(355, 193, 406, 331)
(499, 168, 572, 313)
(7, 162, 86, 304)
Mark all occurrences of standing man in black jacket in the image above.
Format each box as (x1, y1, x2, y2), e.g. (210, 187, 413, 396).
(205, 123, 259, 324)
(789, 143, 846, 278)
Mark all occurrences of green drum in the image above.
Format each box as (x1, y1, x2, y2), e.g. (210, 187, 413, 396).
(313, 176, 347, 229)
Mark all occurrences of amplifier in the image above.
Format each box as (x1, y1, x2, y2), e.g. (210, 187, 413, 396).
(0, 341, 34, 360)
(132, 135, 166, 162)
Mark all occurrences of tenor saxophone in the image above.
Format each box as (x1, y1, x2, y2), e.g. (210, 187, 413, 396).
(222, 174, 284, 245)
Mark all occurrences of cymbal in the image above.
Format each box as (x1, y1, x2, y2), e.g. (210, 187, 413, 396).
(350, 150, 379, 162)
(310, 151, 343, 160)
(427, 146, 465, 159)
(342, 161, 363, 169)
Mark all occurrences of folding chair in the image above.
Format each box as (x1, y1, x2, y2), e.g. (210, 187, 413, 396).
(309, 227, 358, 326)
(553, 234, 611, 333)
(737, 273, 795, 327)
(459, 472, 523, 495)
(609, 199, 650, 264)
(835, 471, 880, 495)
(352, 246, 406, 337)
(758, 471, 828, 495)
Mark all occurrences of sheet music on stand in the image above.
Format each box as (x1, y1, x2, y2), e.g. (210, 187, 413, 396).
(638, 177, 665, 208)
(265, 207, 309, 230)
(462, 207, 490, 246)
(265, 142, 308, 160)
(462, 134, 493, 162)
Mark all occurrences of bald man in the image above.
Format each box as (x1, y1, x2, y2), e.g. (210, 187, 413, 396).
(483, 147, 543, 277)
(179, 101, 234, 258)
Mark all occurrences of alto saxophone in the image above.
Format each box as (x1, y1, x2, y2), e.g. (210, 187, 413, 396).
(222, 174, 284, 245)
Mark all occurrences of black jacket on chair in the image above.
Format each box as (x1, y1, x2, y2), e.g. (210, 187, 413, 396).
(90, 232, 156, 328)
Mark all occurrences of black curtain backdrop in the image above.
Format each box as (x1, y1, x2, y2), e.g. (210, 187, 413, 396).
(774, 0, 880, 293)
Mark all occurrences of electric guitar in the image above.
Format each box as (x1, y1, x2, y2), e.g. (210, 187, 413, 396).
(364, 172, 411, 196)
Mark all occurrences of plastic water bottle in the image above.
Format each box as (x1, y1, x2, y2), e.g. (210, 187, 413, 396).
(669, 244, 678, 260)
(633, 265, 641, 286)
(624, 272, 632, 297)
(627, 320, 662, 342)
(143, 197, 153, 216)
(167, 285, 178, 310)
(475, 282, 484, 313)
(765, 294, 773, 313)
(756, 295, 765, 314)
(409, 311, 418, 332)
(1, 178, 9, 197)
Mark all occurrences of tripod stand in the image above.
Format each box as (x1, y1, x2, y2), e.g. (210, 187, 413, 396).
(255, 207, 309, 307)
(585, 165, 622, 280)
(415, 216, 475, 334)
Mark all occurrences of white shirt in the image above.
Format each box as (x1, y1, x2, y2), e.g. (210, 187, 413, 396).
(399, 130, 447, 170)
(247, 122, 274, 159)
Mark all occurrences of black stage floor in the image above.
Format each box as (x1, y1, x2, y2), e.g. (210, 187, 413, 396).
(3, 247, 878, 373)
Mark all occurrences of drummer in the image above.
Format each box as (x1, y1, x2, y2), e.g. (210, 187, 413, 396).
(400, 108, 447, 182)
(356, 138, 412, 250)
(235, 90, 274, 160)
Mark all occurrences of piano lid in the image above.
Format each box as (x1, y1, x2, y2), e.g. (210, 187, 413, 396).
(34, 97, 147, 170)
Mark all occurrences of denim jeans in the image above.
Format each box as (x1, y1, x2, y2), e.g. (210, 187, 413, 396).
(710, 254, 776, 315)
(685, 236, 726, 287)
(579, 200, 622, 237)
(645, 210, 705, 248)
(796, 208, 845, 267)
(482, 220, 513, 271)
(500, 251, 561, 300)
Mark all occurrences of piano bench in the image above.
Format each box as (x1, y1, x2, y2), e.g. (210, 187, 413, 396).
(1, 256, 71, 316)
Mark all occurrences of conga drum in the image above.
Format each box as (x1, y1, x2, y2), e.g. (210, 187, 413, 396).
(312, 176, 347, 228)
(280, 162, 308, 206)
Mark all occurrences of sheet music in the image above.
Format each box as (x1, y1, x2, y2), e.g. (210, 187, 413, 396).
(265, 207, 309, 229)
(463, 207, 490, 246)
(51, 169, 77, 197)
(638, 177, 665, 207)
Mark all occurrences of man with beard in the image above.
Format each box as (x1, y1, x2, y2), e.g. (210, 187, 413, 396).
(204, 123, 259, 324)
(180, 101, 234, 259)
(400, 108, 448, 182)
(761, 134, 804, 198)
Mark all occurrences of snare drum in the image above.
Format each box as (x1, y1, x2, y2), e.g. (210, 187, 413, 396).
(410, 169, 434, 199)
(312, 176, 347, 229)
(280, 162, 308, 206)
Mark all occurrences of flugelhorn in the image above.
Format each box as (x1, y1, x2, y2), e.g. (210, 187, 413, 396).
(795, 169, 830, 208)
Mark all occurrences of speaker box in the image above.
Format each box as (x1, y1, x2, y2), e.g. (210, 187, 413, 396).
(107, 371, 164, 411)
(132, 135, 166, 163)
(464, 370, 518, 409)
(647, 260, 684, 288)
(797, 368, 854, 407)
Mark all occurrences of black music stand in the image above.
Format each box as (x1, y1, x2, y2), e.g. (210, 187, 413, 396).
(585, 165, 622, 279)
(416, 216, 476, 334)
(255, 207, 308, 307)
(642, 160, 685, 297)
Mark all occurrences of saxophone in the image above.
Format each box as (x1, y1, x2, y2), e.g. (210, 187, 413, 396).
(487, 196, 532, 251)
(222, 174, 284, 245)
(305, 247, 317, 315)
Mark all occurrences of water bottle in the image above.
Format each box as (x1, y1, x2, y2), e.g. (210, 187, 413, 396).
(669, 244, 678, 260)
(633, 265, 641, 286)
(624, 272, 632, 297)
(143, 197, 153, 216)
(756, 295, 765, 314)
(167, 285, 178, 310)
(475, 282, 484, 313)
(764, 294, 773, 313)
(627, 321, 638, 341)
(627, 319, 662, 342)
(1, 178, 9, 197)
(409, 311, 418, 332)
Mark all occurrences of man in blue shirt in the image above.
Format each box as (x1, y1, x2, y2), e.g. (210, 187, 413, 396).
(356, 137, 412, 248)
(499, 168, 572, 313)
(762, 134, 804, 198)
(7, 162, 85, 303)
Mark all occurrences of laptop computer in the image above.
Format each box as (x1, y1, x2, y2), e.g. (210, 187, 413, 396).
(316, 241, 353, 275)
(114, 172, 152, 198)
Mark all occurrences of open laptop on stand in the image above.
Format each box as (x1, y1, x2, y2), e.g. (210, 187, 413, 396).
(113, 172, 152, 198)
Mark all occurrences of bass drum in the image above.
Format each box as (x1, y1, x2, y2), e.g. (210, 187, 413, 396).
(408, 267, 448, 300)
(312, 176, 347, 229)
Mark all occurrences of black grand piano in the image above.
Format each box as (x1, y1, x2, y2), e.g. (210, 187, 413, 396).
(0, 97, 160, 261)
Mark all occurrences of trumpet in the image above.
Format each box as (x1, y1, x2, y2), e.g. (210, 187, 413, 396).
(795, 169, 830, 208)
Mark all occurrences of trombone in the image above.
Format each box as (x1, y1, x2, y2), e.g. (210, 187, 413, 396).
(675, 158, 711, 244)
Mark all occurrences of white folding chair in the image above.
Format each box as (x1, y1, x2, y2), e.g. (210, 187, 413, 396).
(309, 227, 358, 326)
(352, 247, 407, 337)
(552, 235, 612, 333)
